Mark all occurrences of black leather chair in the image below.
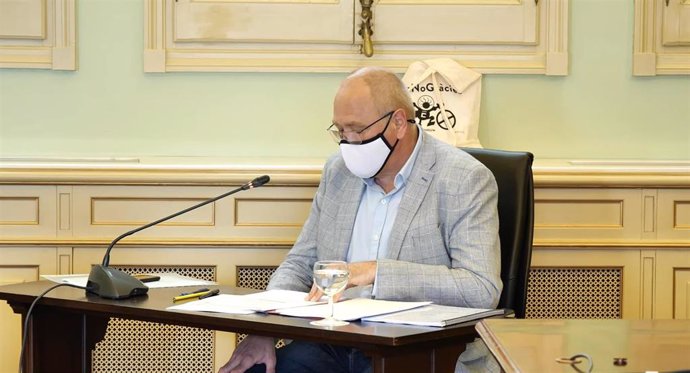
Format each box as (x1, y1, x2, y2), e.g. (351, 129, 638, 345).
(463, 148, 534, 318)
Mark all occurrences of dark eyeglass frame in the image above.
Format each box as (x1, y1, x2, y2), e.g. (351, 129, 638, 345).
(327, 111, 394, 145)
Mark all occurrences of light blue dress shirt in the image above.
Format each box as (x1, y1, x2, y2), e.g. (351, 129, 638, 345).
(345, 127, 422, 297)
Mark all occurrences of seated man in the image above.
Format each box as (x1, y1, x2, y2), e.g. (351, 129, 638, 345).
(219, 67, 501, 373)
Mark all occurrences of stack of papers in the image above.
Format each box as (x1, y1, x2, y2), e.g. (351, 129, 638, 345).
(363, 304, 505, 327)
(167, 290, 430, 320)
(276, 298, 430, 321)
(166, 289, 505, 327)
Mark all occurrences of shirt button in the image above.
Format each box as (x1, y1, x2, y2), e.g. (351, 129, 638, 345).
(381, 199, 388, 205)
(373, 234, 380, 241)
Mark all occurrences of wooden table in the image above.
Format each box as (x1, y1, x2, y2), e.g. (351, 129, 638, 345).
(476, 318, 690, 373)
(0, 281, 477, 373)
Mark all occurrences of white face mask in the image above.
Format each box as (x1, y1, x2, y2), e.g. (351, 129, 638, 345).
(340, 128, 398, 179)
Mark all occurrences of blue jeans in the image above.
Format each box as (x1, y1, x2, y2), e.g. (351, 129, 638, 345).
(246, 340, 372, 373)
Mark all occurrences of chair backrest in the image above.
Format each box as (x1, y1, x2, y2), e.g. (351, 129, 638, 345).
(463, 148, 534, 318)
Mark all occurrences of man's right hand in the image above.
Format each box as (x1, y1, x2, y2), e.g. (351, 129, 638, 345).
(218, 335, 276, 373)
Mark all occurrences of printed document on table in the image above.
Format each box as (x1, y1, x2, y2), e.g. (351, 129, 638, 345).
(167, 290, 320, 314)
(362, 304, 505, 327)
(277, 298, 431, 321)
(240, 289, 323, 311)
(41, 273, 215, 288)
(167, 294, 255, 314)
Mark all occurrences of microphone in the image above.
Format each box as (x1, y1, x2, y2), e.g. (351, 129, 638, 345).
(86, 175, 271, 299)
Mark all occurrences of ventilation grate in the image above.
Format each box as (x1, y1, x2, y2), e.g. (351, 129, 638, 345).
(92, 265, 216, 373)
(237, 266, 277, 290)
(525, 267, 623, 319)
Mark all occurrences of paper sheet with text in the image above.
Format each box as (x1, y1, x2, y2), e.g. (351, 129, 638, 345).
(167, 289, 319, 314)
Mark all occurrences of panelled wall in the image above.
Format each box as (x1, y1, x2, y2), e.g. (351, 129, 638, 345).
(145, 0, 568, 74)
(0, 160, 689, 372)
(529, 166, 690, 320)
(0, 162, 324, 373)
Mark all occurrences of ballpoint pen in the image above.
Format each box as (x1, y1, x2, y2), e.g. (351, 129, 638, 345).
(172, 289, 216, 302)
(179, 288, 210, 296)
(198, 288, 220, 300)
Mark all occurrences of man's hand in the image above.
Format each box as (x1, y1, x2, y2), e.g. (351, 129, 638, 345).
(305, 261, 377, 301)
(347, 261, 377, 287)
(218, 335, 276, 373)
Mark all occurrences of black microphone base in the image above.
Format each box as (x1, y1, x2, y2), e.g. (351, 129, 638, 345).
(86, 265, 149, 299)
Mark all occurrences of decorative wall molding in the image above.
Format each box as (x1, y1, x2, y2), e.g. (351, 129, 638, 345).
(1, 158, 689, 187)
(633, 0, 690, 75)
(0, 0, 77, 70)
(0, 197, 40, 225)
(640, 249, 656, 319)
(144, 0, 568, 74)
(0, 159, 688, 247)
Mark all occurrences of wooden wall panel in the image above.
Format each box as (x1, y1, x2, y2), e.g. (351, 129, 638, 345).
(72, 185, 315, 242)
(91, 197, 215, 226)
(534, 188, 642, 244)
(0, 185, 56, 238)
(658, 190, 690, 241)
(0, 247, 59, 373)
(633, 0, 690, 75)
(675, 269, 690, 319)
(0, 0, 44, 39)
(0, 0, 76, 70)
(145, 0, 568, 74)
(234, 198, 312, 227)
(656, 250, 690, 319)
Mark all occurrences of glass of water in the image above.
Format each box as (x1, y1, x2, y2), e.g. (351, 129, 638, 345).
(310, 260, 350, 327)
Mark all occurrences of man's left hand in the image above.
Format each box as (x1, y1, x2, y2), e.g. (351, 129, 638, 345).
(347, 261, 377, 288)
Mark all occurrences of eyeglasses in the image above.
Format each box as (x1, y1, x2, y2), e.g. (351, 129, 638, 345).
(327, 111, 394, 145)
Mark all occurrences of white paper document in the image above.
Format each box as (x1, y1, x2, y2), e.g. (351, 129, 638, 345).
(241, 290, 322, 311)
(41, 273, 216, 288)
(362, 304, 505, 327)
(167, 290, 319, 314)
(277, 298, 431, 321)
(167, 294, 255, 314)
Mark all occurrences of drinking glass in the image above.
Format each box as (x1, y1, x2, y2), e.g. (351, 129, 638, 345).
(310, 260, 350, 327)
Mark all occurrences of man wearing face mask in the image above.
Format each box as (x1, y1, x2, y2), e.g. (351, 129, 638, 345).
(219, 67, 500, 373)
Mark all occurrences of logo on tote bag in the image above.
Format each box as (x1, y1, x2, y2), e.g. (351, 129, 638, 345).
(413, 95, 457, 131)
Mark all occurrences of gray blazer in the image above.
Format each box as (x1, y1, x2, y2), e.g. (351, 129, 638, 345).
(268, 132, 502, 309)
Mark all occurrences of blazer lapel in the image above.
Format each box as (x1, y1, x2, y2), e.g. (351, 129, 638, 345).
(386, 133, 437, 260)
(333, 173, 365, 261)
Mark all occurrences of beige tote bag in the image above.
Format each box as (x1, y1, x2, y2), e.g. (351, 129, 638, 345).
(402, 58, 483, 148)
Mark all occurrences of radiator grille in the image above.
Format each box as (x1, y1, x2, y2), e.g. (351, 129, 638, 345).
(236, 266, 283, 348)
(237, 266, 277, 290)
(92, 265, 216, 373)
(525, 267, 623, 319)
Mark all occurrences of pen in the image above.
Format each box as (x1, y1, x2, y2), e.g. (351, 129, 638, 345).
(172, 289, 215, 302)
(179, 288, 210, 296)
(198, 289, 220, 300)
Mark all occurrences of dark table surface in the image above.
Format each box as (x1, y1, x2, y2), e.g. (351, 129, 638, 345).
(0, 281, 479, 350)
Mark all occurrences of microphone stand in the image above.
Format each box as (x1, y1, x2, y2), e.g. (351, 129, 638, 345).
(86, 175, 270, 299)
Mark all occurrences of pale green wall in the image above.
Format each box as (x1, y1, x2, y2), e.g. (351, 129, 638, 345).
(0, 0, 688, 160)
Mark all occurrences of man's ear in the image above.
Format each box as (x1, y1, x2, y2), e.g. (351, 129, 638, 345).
(393, 110, 408, 138)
